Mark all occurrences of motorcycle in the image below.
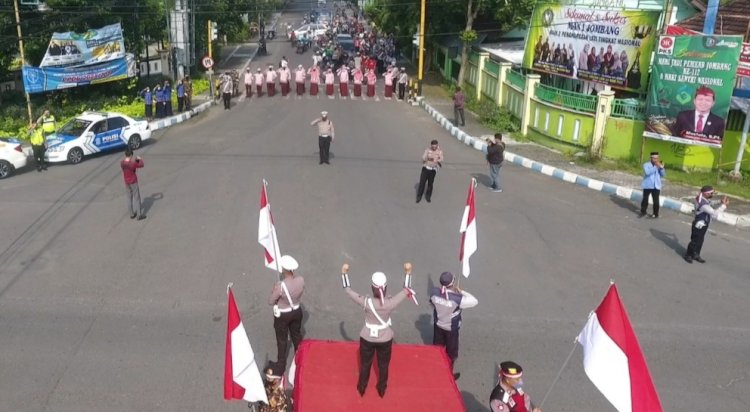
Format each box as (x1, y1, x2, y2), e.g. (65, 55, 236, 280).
(296, 39, 310, 54)
(266, 30, 276, 40)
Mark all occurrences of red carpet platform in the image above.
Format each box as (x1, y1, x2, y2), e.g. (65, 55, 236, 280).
(292, 339, 466, 412)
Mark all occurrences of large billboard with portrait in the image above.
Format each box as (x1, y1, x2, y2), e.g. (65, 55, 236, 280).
(644, 35, 743, 148)
(522, 4, 660, 92)
(39, 23, 126, 68)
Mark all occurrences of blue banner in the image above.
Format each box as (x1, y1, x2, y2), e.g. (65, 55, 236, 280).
(40, 23, 126, 68)
(23, 56, 135, 94)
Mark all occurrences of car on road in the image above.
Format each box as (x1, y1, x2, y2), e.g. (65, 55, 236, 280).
(291, 23, 328, 40)
(45, 111, 152, 165)
(336, 34, 355, 54)
(0, 137, 31, 179)
(317, 10, 332, 25)
(317, 0, 326, 6)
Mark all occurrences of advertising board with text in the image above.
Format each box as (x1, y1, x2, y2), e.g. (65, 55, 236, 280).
(644, 35, 742, 148)
(522, 4, 660, 92)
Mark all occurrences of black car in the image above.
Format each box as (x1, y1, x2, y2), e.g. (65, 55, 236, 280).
(336, 34, 355, 54)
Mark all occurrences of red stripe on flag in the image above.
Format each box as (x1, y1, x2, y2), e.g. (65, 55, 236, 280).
(224, 287, 246, 400)
(595, 284, 663, 412)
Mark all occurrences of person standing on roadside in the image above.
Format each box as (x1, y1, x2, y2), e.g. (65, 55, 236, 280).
(310, 111, 335, 164)
(163, 80, 174, 116)
(154, 84, 164, 119)
(397, 67, 408, 101)
(453, 86, 465, 126)
(121, 147, 146, 221)
(325, 67, 335, 98)
(244, 68, 254, 98)
(640, 151, 665, 218)
(140, 87, 153, 121)
(486, 133, 505, 192)
(683, 186, 728, 264)
(221, 72, 233, 110)
(383, 66, 394, 100)
(279, 65, 291, 97)
(176, 79, 185, 112)
(183, 75, 193, 110)
(416, 139, 444, 203)
(36, 109, 57, 138)
(295, 64, 306, 97)
(366, 68, 377, 99)
(29, 123, 47, 172)
(352, 66, 363, 98)
(308, 64, 321, 97)
(266, 65, 277, 97)
(254, 68, 265, 97)
(337, 65, 350, 98)
(268, 255, 305, 371)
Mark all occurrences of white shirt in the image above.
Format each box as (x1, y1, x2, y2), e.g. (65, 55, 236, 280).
(694, 110, 709, 131)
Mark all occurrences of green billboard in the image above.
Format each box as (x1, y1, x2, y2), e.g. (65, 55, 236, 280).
(522, 4, 660, 92)
(644, 35, 743, 148)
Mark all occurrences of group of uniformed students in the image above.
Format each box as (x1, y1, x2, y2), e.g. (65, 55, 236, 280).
(264, 255, 542, 411)
(140, 78, 191, 121)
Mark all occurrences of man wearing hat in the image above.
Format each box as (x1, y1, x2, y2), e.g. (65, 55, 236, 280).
(258, 362, 289, 412)
(244, 67, 254, 98)
(254, 68, 265, 97)
(278, 64, 291, 97)
(416, 139, 444, 203)
(340, 262, 416, 397)
(489, 361, 542, 412)
(310, 112, 335, 164)
(640, 151, 665, 218)
(397, 67, 408, 101)
(430, 271, 478, 380)
(683, 185, 728, 263)
(268, 255, 305, 371)
(266, 65, 277, 97)
(295, 65, 306, 97)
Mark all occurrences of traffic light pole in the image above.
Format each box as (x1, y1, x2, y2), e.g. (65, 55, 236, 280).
(13, 0, 33, 125)
(417, 0, 426, 96)
(207, 20, 214, 101)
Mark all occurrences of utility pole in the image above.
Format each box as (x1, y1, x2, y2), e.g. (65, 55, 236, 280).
(417, 0, 426, 96)
(13, 0, 33, 124)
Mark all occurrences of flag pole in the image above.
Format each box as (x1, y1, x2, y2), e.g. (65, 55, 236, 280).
(263, 179, 282, 274)
(539, 340, 579, 408)
(457, 178, 478, 288)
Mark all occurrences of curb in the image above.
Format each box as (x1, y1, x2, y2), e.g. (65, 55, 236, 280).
(416, 98, 747, 228)
(148, 100, 215, 131)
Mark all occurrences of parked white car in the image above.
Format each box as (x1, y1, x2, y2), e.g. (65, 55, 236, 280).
(0, 137, 31, 179)
(45, 111, 152, 164)
(292, 24, 328, 40)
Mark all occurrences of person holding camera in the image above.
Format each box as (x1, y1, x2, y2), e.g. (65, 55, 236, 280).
(416, 140, 444, 203)
(640, 151, 665, 218)
(268, 255, 305, 372)
(684, 185, 728, 264)
(121, 148, 146, 220)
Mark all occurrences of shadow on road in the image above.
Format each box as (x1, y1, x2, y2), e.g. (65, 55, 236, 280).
(650, 228, 686, 256)
(142, 192, 163, 215)
(609, 194, 639, 215)
(462, 390, 490, 412)
(338, 320, 355, 342)
(472, 173, 491, 188)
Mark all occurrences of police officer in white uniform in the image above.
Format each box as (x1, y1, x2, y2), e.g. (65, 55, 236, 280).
(268, 255, 305, 371)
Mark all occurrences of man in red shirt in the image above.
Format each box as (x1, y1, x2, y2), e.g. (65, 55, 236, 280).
(121, 148, 146, 220)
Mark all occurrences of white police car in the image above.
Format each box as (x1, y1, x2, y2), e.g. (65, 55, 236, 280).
(45, 111, 152, 164)
(0, 137, 31, 179)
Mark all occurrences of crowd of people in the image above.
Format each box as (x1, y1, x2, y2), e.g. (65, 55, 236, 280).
(139, 77, 193, 121)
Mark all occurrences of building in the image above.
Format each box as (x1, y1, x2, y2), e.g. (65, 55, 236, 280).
(138, 43, 171, 78)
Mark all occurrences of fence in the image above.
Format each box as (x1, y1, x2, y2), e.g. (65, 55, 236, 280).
(534, 83, 597, 114)
(506, 69, 525, 90)
(611, 98, 646, 120)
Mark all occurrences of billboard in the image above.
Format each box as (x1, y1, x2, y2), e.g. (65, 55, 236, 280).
(644, 35, 743, 148)
(23, 55, 136, 94)
(39, 23, 126, 68)
(522, 4, 660, 92)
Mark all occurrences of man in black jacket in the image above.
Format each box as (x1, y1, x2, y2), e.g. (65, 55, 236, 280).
(486, 133, 505, 192)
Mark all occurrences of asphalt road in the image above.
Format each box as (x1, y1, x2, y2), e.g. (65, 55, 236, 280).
(1, 5, 749, 412)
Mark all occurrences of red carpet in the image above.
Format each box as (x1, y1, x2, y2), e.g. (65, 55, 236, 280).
(292, 339, 466, 412)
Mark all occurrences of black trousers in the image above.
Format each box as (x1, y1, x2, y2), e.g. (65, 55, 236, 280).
(165, 100, 173, 116)
(318, 136, 332, 163)
(686, 222, 709, 258)
(433, 325, 459, 367)
(417, 167, 437, 201)
(32, 144, 46, 169)
(398, 83, 406, 100)
(358, 337, 393, 393)
(641, 189, 660, 216)
(273, 308, 303, 369)
(177, 96, 184, 112)
(454, 107, 465, 126)
(222, 92, 232, 109)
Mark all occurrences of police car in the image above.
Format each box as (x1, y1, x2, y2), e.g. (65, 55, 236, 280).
(45, 111, 151, 164)
(0, 137, 31, 179)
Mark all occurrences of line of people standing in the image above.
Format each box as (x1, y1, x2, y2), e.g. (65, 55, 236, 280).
(140, 77, 192, 121)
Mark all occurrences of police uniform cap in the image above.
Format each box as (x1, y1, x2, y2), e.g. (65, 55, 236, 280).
(439, 271, 454, 286)
(321, 111, 328, 117)
(264, 362, 283, 380)
(371, 272, 387, 287)
(499, 361, 523, 378)
(280, 255, 299, 271)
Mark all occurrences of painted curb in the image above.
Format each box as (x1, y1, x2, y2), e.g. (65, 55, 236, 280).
(148, 100, 215, 131)
(417, 99, 746, 228)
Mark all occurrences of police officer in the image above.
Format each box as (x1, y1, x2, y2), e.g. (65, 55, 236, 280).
(29, 123, 47, 171)
(258, 362, 290, 412)
(36, 109, 56, 138)
(268, 255, 305, 371)
(683, 185, 728, 263)
(489, 361, 542, 412)
(430, 271, 478, 380)
(341, 262, 416, 398)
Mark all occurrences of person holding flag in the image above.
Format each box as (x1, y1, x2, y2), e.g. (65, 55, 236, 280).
(268, 255, 305, 372)
(340, 262, 417, 398)
(430, 271, 478, 380)
(489, 361, 542, 412)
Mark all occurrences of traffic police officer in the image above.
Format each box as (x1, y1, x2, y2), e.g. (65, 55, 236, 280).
(36, 109, 56, 137)
(29, 123, 47, 171)
(341, 262, 417, 398)
(268, 255, 305, 371)
(430, 271, 478, 380)
(489, 361, 542, 412)
(684, 185, 728, 263)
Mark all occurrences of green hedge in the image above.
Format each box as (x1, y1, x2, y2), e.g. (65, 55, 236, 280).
(0, 77, 209, 139)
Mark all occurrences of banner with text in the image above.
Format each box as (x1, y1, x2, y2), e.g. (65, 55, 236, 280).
(522, 4, 660, 92)
(23, 55, 136, 94)
(644, 35, 742, 148)
(40, 23, 126, 68)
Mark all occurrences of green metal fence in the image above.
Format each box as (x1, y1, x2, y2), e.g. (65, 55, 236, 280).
(534, 83, 597, 113)
(611, 98, 646, 120)
(506, 69, 525, 90)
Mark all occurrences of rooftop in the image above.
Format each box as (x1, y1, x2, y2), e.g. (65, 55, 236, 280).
(677, 0, 750, 39)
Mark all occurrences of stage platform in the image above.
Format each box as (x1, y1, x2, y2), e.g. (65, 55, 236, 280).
(292, 339, 466, 412)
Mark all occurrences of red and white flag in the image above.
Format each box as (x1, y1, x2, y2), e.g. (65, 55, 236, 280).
(459, 178, 477, 278)
(224, 284, 269, 404)
(258, 179, 282, 273)
(577, 284, 663, 412)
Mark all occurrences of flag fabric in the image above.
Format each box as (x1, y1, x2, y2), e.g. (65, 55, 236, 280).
(224, 285, 269, 404)
(258, 179, 282, 273)
(577, 284, 663, 412)
(459, 178, 477, 278)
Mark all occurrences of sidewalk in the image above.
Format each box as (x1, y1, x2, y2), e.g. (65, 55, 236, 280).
(418, 81, 750, 228)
